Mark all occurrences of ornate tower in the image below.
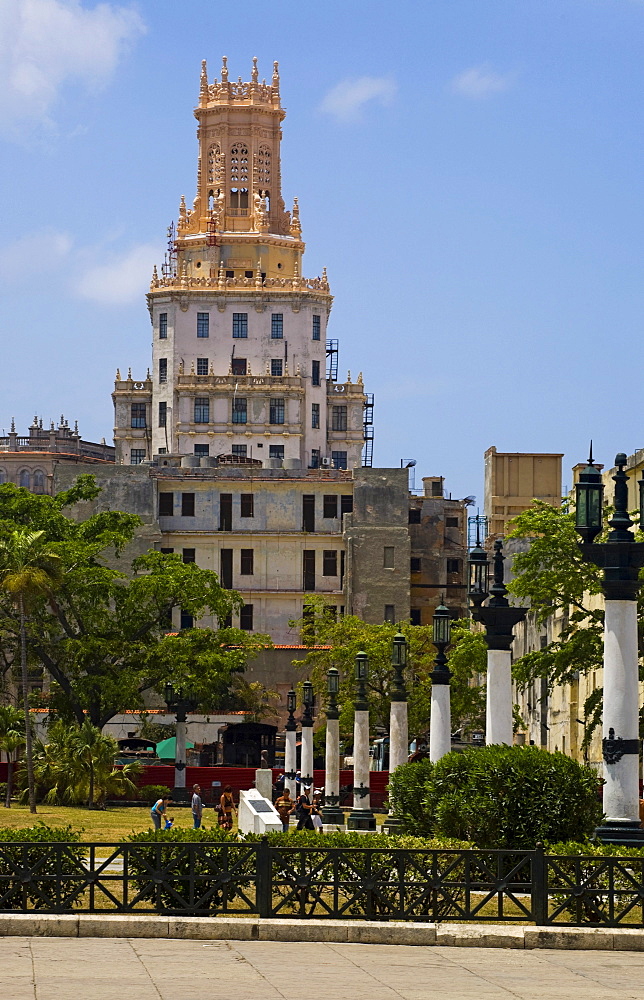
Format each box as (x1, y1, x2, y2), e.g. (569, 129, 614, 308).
(113, 58, 369, 471)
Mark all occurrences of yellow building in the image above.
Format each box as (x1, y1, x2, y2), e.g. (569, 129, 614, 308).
(484, 446, 563, 538)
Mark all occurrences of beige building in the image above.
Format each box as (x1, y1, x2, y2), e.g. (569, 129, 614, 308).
(0, 417, 114, 495)
(484, 446, 563, 538)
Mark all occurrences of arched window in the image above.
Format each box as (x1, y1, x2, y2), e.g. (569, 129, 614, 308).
(207, 143, 220, 185)
(19, 469, 30, 489)
(230, 144, 248, 184)
(257, 145, 271, 186)
(32, 469, 46, 494)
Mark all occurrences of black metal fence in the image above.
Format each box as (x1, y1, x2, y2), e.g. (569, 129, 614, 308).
(2, 841, 644, 926)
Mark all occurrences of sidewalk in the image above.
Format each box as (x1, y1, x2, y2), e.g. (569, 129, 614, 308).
(3, 936, 644, 1000)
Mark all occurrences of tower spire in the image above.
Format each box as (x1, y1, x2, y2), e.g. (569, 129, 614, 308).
(200, 59, 209, 105)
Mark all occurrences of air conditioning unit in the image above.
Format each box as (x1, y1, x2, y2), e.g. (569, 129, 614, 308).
(321, 456, 332, 468)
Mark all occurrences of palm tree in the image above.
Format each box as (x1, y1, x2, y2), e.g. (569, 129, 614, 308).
(0, 705, 24, 807)
(0, 530, 62, 813)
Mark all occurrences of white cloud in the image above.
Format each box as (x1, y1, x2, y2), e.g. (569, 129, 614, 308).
(75, 242, 159, 305)
(0, 228, 72, 281)
(319, 76, 396, 122)
(0, 0, 145, 134)
(451, 65, 513, 100)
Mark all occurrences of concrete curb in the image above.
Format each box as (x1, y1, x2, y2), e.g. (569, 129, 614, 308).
(0, 915, 642, 949)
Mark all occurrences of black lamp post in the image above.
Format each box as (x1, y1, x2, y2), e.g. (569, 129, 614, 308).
(300, 680, 314, 789)
(429, 602, 452, 761)
(163, 682, 198, 801)
(347, 651, 376, 830)
(575, 449, 644, 845)
(284, 689, 298, 793)
(321, 667, 344, 825)
(467, 536, 528, 746)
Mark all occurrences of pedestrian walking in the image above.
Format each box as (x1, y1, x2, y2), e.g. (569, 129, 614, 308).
(191, 783, 203, 829)
(150, 795, 172, 831)
(218, 785, 236, 830)
(295, 788, 314, 830)
(274, 788, 294, 832)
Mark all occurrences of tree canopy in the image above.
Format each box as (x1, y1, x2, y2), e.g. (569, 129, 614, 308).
(0, 476, 270, 727)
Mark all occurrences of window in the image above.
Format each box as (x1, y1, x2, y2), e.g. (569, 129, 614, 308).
(240, 604, 254, 631)
(180, 610, 194, 630)
(410, 557, 421, 573)
(241, 494, 254, 518)
(410, 609, 422, 626)
(271, 313, 283, 339)
(159, 313, 167, 338)
(231, 357, 247, 375)
(232, 313, 248, 338)
(311, 403, 320, 428)
(220, 549, 233, 588)
(232, 397, 247, 423)
(182, 548, 196, 563)
(311, 360, 320, 386)
(240, 549, 254, 575)
(302, 495, 315, 532)
(158, 492, 174, 516)
(130, 449, 145, 465)
(158, 448, 167, 455)
(323, 495, 338, 519)
(446, 516, 459, 528)
(431, 480, 443, 497)
(408, 508, 421, 524)
(340, 495, 353, 515)
(232, 444, 247, 458)
(331, 405, 347, 431)
(181, 493, 195, 516)
(384, 605, 396, 624)
(323, 551, 338, 576)
(131, 402, 146, 428)
(447, 559, 461, 574)
(269, 444, 284, 459)
(219, 493, 232, 531)
(194, 397, 209, 423)
(310, 449, 320, 469)
(32, 470, 45, 494)
(197, 357, 209, 376)
(160, 547, 174, 554)
(331, 450, 347, 470)
(226, 270, 234, 278)
(384, 546, 395, 569)
(312, 315, 320, 340)
(270, 398, 285, 424)
(158, 402, 167, 427)
(197, 312, 209, 338)
(303, 550, 316, 591)
(220, 612, 233, 628)
(194, 444, 209, 457)
(159, 358, 167, 383)
(271, 359, 283, 377)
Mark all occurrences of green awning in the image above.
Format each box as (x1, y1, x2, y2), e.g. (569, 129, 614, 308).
(155, 736, 195, 760)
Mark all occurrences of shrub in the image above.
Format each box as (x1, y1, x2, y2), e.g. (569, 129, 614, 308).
(0, 823, 84, 909)
(136, 784, 172, 802)
(425, 745, 603, 849)
(387, 758, 435, 836)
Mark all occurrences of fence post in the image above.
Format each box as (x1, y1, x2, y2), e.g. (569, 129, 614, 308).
(532, 842, 547, 926)
(256, 837, 272, 918)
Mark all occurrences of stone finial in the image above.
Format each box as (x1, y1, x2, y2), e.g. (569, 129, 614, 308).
(228, 360, 233, 375)
(265, 362, 270, 375)
(127, 368, 132, 380)
(357, 371, 364, 384)
(347, 370, 352, 383)
(209, 361, 214, 375)
(247, 362, 252, 375)
(200, 59, 209, 102)
(251, 56, 259, 84)
(178, 195, 187, 230)
(255, 258, 263, 287)
(116, 368, 121, 381)
(190, 359, 195, 374)
(178, 360, 184, 375)
(151, 265, 159, 287)
(272, 60, 280, 93)
(74, 420, 79, 434)
(180, 261, 188, 288)
(321, 266, 329, 289)
(50, 420, 54, 430)
(218, 258, 225, 288)
(296, 363, 301, 376)
(10, 417, 15, 432)
(284, 361, 290, 376)
(221, 56, 229, 83)
(289, 196, 301, 238)
(146, 368, 150, 380)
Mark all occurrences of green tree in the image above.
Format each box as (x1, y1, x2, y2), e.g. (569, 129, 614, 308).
(0, 529, 63, 814)
(289, 599, 486, 742)
(0, 704, 24, 807)
(0, 478, 271, 728)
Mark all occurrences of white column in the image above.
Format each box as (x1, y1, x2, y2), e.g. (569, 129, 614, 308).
(325, 717, 340, 804)
(389, 700, 408, 773)
(486, 648, 513, 746)
(603, 600, 640, 823)
(284, 728, 297, 800)
(430, 685, 451, 763)
(352, 708, 371, 809)
(175, 718, 187, 789)
(301, 726, 314, 788)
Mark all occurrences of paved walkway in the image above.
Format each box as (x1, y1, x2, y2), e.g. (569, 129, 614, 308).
(3, 937, 644, 1000)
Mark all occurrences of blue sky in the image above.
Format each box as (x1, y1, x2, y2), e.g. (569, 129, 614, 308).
(1, 0, 644, 504)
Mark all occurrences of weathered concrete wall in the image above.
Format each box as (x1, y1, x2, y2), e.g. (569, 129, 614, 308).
(408, 495, 468, 624)
(344, 468, 410, 624)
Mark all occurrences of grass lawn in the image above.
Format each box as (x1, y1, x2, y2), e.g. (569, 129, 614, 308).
(0, 803, 229, 841)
